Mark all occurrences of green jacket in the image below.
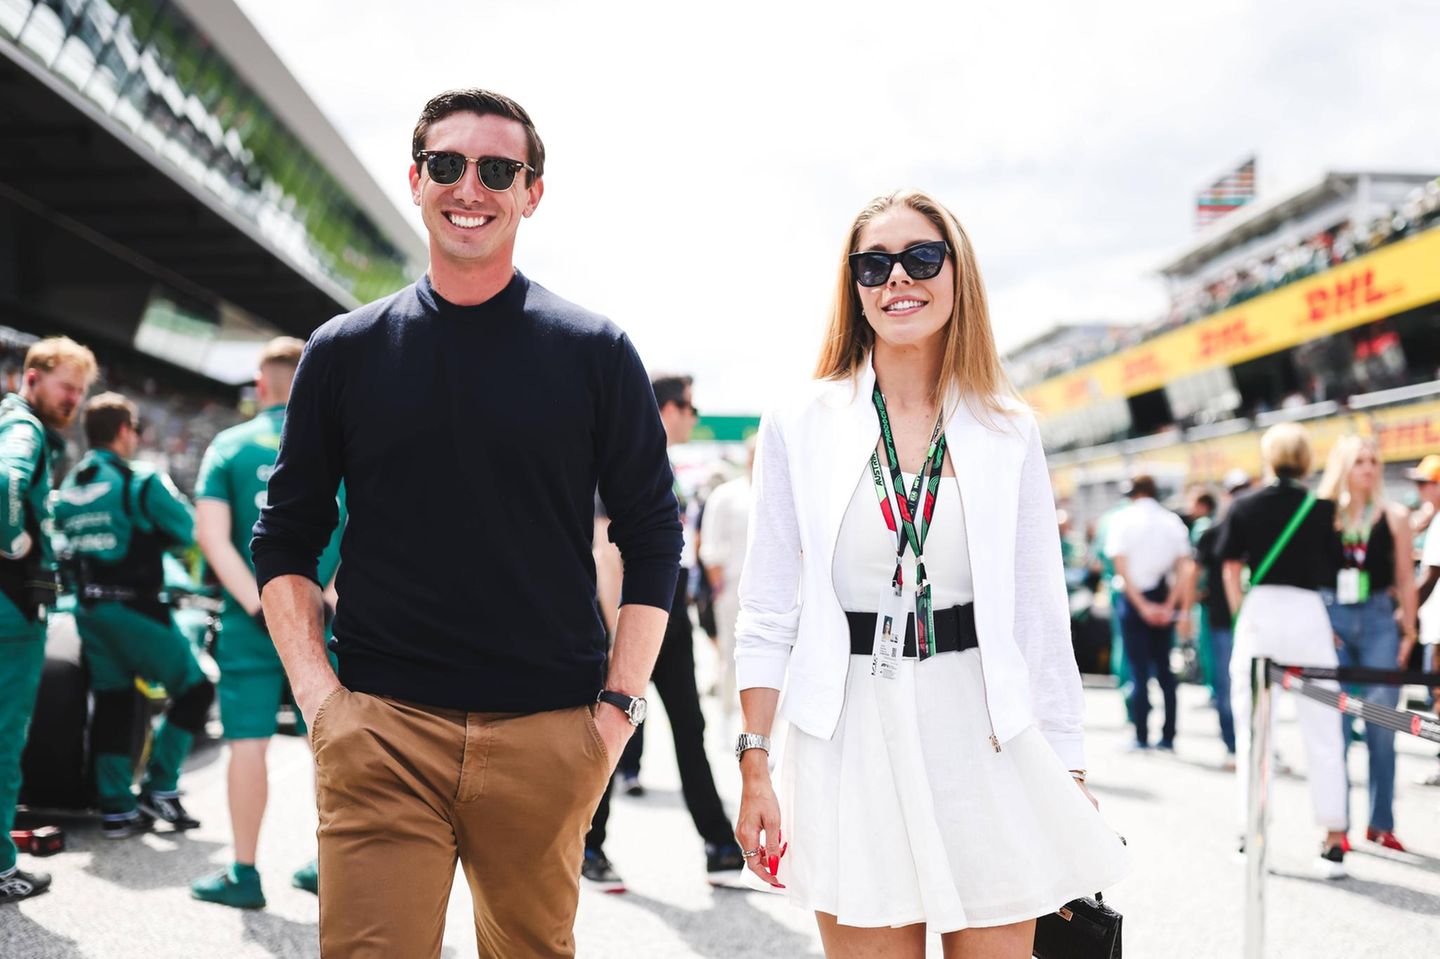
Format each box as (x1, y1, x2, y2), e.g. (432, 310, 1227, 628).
(54, 448, 195, 571)
(0, 394, 63, 636)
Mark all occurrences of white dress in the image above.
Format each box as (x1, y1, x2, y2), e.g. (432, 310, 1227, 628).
(778, 468, 1130, 931)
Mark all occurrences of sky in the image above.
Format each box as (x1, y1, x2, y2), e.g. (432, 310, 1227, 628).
(235, 0, 1439, 413)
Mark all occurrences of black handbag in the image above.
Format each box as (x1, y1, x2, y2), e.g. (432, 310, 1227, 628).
(1032, 891, 1122, 958)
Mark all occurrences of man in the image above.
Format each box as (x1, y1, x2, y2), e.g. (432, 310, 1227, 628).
(0, 336, 95, 904)
(698, 438, 755, 718)
(1409, 455, 1440, 786)
(582, 375, 743, 893)
(53, 393, 212, 839)
(188, 338, 344, 909)
(1104, 474, 1193, 751)
(1183, 488, 1239, 766)
(252, 89, 681, 957)
(1182, 488, 1217, 695)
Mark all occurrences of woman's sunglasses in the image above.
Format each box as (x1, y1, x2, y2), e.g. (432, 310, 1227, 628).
(848, 240, 950, 288)
(415, 151, 535, 191)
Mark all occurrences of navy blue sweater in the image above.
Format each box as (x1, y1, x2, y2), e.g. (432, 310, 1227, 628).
(251, 272, 682, 712)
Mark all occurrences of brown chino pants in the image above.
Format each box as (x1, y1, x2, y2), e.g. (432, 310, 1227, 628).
(310, 689, 611, 958)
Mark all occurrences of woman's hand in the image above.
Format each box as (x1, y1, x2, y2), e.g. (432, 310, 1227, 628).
(735, 761, 786, 887)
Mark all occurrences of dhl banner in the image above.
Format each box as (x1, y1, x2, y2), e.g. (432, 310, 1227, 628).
(1025, 228, 1440, 418)
(1050, 397, 1440, 498)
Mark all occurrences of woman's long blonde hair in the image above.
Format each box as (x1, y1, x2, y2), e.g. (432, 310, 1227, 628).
(813, 189, 1018, 416)
(1318, 435, 1386, 521)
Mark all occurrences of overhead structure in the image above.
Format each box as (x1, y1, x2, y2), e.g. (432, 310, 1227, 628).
(0, 0, 426, 386)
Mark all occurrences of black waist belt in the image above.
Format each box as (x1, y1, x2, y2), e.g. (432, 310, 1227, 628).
(846, 603, 978, 658)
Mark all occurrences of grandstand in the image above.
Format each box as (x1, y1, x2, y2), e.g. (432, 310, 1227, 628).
(1, 0, 425, 486)
(1007, 171, 1440, 524)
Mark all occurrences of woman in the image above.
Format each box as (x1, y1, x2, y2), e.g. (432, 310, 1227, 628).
(1317, 436, 1418, 851)
(732, 189, 1128, 958)
(1219, 423, 1348, 877)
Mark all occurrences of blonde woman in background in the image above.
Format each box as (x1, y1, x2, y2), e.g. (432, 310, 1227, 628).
(1218, 423, 1348, 877)
(1316, 436, 1417, 852)
(733, 189, 1128, 958)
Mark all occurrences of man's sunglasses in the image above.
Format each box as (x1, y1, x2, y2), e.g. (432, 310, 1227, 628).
(415, 151, 535, 191)
(848, 240, 950, 288)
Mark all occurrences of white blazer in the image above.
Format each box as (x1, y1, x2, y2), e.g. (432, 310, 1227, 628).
(734, 361, 1086, 771)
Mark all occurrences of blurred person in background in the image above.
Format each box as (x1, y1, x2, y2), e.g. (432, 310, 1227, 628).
(698, 438, 755, 718)
(1091, 497, 1133, 693)
(1219, 423, 1348, 878)
(734, 189, 1127, 958)
(582, 374, 742, 894)
(1407, 455, 1440, 787)
(188, 339, 345, 909)
(1183, 488, 1218, 699)
(1183, 488, 1238, 765)
(54, 394, 212, 840)
(1104, 475, 1192, 751)
(0, 337, 95, 904)
(1316, 436, 1417, 852)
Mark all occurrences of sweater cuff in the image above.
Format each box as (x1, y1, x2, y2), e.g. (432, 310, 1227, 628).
(618, 559, 680, 611)
(251, 549, 321, 594)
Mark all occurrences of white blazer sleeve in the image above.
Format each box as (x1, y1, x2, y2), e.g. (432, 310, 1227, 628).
(734, 411, 801, 690)
(1012, 415, 1087, 770)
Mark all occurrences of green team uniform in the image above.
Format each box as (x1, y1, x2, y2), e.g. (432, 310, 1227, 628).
(195, 406, 343, 739)
(0, 395, 63, 872)
(1095, 503, 1132, 688)
(54, 448, 212, 818)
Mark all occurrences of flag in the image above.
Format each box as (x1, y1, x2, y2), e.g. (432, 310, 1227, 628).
(1195, 157, 1256, 230)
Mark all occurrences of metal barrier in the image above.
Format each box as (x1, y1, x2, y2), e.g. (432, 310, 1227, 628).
(1244, 657, 1440, 958)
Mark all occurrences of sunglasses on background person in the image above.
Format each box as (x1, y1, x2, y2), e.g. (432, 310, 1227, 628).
(415, 151, 535, 191)
(848, 240, 951, 288)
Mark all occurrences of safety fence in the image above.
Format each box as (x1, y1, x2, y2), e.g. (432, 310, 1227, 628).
(1244, 658, 1440, 958)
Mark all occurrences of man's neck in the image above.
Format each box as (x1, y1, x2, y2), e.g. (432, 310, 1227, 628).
(427, 247, 517, 306)
(99, 445, 126, 461)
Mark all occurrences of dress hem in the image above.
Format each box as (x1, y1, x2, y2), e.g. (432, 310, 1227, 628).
(783, 865, 1131, 933)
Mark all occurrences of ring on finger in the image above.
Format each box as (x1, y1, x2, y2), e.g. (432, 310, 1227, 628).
(741, 847, 763, 859)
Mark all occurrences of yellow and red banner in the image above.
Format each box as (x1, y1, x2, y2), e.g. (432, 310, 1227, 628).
(1050, 397, 1440, 498)
(1025, 228, 1440, 419)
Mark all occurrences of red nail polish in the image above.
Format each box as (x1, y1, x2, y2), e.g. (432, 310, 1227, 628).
(780, 842, 789, 858)
(769, 855, 779, 874)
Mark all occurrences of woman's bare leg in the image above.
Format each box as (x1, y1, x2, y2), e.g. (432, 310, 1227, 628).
(940, 919, 1036, 959)
(816, 912, 926, 959)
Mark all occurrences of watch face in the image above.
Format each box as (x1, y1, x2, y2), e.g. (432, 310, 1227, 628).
(630, 698, 648, 724)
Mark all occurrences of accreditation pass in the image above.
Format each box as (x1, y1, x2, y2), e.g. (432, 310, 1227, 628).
(871, 586, 908, 680)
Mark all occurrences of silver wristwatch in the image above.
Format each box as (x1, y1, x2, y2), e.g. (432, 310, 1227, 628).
(735, 732, 771, 761)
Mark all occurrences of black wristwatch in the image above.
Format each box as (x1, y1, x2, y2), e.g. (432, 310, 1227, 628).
(596, 690, 648, 727)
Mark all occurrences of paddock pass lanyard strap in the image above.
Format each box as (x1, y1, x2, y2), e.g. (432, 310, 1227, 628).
(869, 386, 948, 659)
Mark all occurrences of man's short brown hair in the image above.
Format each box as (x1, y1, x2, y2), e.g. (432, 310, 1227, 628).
(259, 336, 305, 372)
(83, 392, 137, 448)
(25, 336, 98, 384)
(411, 89, 545, 184)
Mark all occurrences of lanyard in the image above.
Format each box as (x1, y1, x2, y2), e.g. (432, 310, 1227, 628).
(869, 386, 947, 658)
(1341, 504, 1373, 567)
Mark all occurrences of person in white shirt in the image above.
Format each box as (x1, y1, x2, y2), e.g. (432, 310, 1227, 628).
(1104, 476, 1193, 751)
(1410, 455, 1440, 786)
(698, 442, 754, 717)
(732, 188, 1128, 958)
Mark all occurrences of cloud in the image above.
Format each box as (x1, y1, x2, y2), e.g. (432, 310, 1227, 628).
(235, 0, 1438, 410)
